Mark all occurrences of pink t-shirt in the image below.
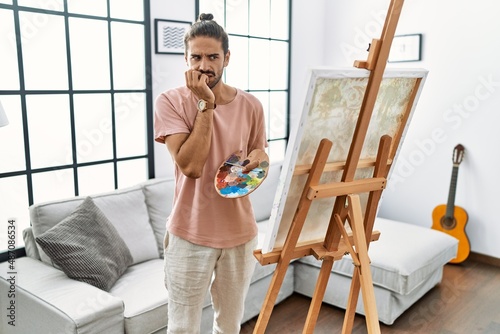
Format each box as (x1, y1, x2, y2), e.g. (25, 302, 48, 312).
(154, 87, 267, 248)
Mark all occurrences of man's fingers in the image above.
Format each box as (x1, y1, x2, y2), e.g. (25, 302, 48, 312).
(199, 73, 209, 84)
(185, 70, 215, 102)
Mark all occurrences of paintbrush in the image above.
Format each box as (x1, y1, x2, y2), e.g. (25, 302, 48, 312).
(224, 161, 244, 167)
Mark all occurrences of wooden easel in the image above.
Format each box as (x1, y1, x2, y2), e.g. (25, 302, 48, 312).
(252, 0, 406, 333)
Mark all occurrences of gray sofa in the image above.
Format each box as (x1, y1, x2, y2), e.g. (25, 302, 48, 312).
(0, 162, 458, 333)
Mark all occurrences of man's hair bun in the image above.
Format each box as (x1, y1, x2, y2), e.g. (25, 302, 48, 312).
(185, 13, 229, 55)
(199, 13, 214, 21)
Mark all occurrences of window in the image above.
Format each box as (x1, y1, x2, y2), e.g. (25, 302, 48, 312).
(0, 0, 153, 258)
(197, 0, 291, 163)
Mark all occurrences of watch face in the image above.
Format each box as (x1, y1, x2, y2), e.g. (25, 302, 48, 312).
(197, 99, 207, 111)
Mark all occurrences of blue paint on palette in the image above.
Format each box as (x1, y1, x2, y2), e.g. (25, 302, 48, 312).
(215, 152, 269, 198)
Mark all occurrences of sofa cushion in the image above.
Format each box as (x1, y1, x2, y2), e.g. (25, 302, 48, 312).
(30, 185, 159, 265)
(110, 259, 168, 334)
(0, 256, 125, 333)
(35, 197, 133, 291)
(297, 217, 458, 295)
(142, 178, 175, 258)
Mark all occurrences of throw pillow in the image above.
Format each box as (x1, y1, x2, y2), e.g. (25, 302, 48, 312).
(35, 196, 133, 291)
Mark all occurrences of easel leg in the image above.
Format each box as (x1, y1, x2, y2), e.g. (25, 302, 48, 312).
(303, 257, 334, 334)
(343, 135, 391, 333)
(253, 259, 292, 334)
(342, 268, 361, 333)
(347, 194, 381, 334)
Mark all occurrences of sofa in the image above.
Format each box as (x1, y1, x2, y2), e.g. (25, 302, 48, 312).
(0, 162, 458, 333)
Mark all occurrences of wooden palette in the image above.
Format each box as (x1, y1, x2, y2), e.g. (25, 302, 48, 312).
(215, 150, 269, 198)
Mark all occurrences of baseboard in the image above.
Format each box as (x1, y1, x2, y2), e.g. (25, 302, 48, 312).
(468, 251, 500, 268)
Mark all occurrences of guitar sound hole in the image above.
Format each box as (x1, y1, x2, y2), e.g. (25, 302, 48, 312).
(440, 216, 456, 230)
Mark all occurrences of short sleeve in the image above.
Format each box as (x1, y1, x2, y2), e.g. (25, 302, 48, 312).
(154, 92, 191, 144)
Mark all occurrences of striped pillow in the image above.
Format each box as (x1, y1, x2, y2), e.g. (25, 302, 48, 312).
(36, 196, 133, 291)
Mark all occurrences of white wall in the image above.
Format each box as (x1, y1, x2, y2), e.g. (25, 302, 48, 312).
(150, 0, 195, 179)
(294, 0, 500, 258)
(289, 0, 328, 127)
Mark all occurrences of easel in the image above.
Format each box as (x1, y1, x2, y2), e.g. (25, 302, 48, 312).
(252, 0, 406, 333)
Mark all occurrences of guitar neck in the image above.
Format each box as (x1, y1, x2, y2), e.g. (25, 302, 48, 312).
(445, 165, 460, 219)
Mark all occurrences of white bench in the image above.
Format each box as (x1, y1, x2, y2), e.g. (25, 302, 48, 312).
(293, 217, 459, 325)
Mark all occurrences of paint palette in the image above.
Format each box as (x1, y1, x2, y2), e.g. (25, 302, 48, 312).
(215, 150, 270, 198)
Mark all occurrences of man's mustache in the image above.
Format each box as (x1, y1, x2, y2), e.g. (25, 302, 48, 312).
(199, 70, 215, 76)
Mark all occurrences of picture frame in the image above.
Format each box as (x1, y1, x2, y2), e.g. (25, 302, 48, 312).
(154, 19, 192, 55)
(388, 34, 422, 62)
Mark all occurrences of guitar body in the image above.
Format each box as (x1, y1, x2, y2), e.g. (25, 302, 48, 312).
(431, 144, 470, 264)
(431, 204, 470, 263)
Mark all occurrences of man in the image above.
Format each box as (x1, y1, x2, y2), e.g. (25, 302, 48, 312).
(154, 13, 267, 334)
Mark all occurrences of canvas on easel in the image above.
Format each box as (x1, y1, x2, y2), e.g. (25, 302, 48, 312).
(262, 68, 428, 254)
(251, 1, 427, 333)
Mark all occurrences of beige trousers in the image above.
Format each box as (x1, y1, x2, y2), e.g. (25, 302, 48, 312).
(164, 232, 257, 334)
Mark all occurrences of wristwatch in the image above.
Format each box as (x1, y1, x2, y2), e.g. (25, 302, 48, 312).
(197, 99, 216, 112)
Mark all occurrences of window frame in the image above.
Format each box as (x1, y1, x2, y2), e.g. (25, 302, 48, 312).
(195, 0, 291, 162)
(0, 0, 154, 262)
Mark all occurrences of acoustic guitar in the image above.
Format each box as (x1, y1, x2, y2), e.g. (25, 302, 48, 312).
(431, 144, 470, 263)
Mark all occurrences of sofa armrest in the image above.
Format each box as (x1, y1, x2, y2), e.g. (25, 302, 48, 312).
(0, 257, 125, 334)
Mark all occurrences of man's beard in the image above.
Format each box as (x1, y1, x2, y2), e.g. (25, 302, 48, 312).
(208, 75, 222, 89)
(201, 70, 222, 89)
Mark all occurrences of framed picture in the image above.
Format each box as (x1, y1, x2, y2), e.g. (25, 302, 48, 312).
(155, 19, 191, 55)
(388, 34, 422, 62)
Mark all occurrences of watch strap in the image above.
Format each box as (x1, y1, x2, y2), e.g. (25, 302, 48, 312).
(205, 101, 216, 110)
